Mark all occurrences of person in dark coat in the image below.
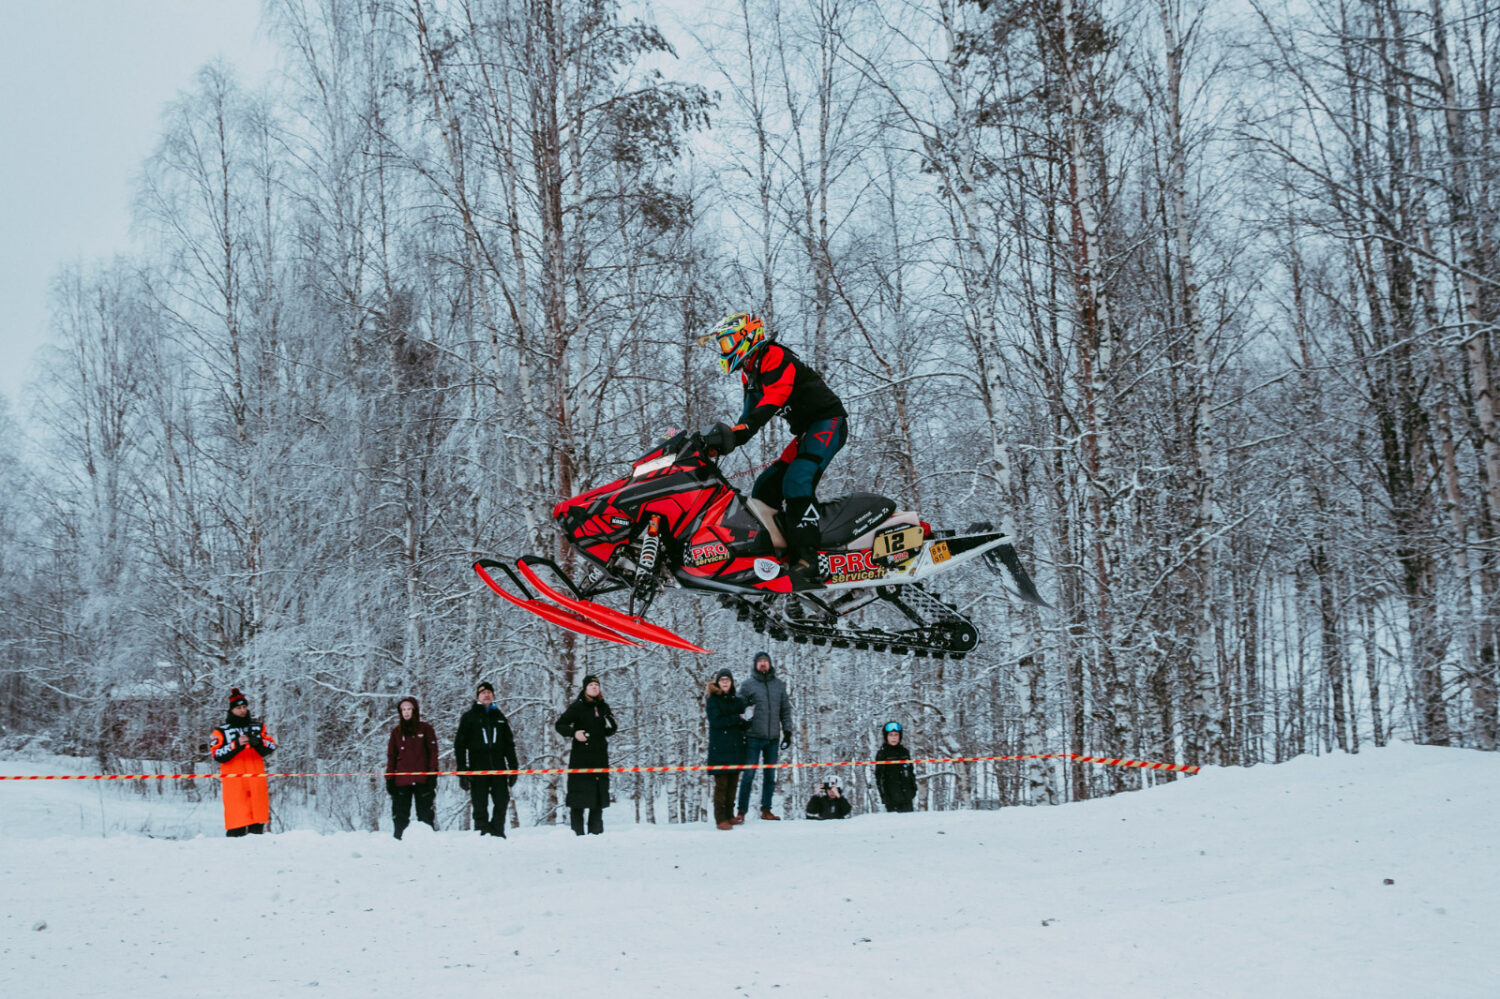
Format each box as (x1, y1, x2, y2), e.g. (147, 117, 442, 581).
(736, 651, 793, 821)
(705, 668, 748, 831)
(805, 780, 853, 820)
(555, 674, 617, 835)
(385, 696, 439, 839)
(875, 721, 917, 813)
(454, 681, 519, 837)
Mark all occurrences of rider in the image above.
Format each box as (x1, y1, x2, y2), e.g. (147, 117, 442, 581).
(696, 312, 848, 568)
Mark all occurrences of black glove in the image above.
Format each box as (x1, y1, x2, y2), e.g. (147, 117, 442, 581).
(701, 421, 738, 457)
(780, 733, 792, 750)
(384, 777, 397, 795)
(508, 775, 518, 789)
(459, 775, 472, 791)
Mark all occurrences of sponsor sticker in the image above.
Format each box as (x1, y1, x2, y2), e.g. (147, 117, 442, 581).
(823, 549, 886, 584)
(754, 557, 781, 580)
(685, 541, 731, 567)
(930, 540, 951, 564)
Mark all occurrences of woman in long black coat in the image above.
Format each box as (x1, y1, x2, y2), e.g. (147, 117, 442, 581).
(705, 668, 747, 830)
(555, 674, 618, 835)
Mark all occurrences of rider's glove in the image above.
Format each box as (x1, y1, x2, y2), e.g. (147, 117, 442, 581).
(702, 422, 738, 457)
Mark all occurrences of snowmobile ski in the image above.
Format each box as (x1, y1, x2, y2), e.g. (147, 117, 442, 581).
(514, 557, 713, 653)
(473, 559, 640, 646)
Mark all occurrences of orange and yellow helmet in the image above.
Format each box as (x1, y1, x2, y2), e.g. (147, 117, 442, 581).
(696, 312, 767, 374)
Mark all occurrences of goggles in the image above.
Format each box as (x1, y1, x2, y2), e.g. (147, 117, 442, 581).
(694, 330, 745, 364)
(883, 721, 902, 733)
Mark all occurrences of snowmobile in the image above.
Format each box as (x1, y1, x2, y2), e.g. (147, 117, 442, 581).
(474, 429, 1045, 659)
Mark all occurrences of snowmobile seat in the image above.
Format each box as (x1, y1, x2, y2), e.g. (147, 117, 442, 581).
(797, 493, 900, 548)
(732, 493, 919, 552)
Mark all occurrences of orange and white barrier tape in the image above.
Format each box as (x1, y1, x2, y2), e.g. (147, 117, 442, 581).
(0, 753, 1199, 782)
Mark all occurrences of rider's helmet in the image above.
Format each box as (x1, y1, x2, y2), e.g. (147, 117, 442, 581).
(697, 312, 767, 374)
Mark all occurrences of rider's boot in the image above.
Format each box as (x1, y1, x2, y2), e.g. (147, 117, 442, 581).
(783, 496, 822, 585)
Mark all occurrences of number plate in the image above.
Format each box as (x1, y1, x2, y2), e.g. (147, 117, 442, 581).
(929, 540, 951, 564)
(872, 524, 923, 558)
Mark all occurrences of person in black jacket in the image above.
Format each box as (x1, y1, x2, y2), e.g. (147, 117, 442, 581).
(705, 668, 747, 830)
(454, 681, 519, 837)
(555, 675, 617, 835)
(805, 780, 853, 820)
(875, 721, 917, 813)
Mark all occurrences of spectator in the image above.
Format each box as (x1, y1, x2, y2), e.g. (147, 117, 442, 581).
(736, 650, 793, 822)
(805, 780, 853, 820)
(705, 668, 747, 831)
(875, 721, 917, 813)
(385, 696, 439, 839)
(209, 688, 277, 837)
(454, 681, 519, 837)
(555, 674, 617, 835)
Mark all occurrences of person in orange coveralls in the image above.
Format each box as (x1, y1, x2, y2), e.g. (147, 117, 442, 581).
(209, 687, 278, 836)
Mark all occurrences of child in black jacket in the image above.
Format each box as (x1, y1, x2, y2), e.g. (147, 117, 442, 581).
(875, 721, 916, 812)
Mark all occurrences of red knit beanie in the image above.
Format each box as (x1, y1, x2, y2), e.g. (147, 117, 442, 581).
(228, 688, 249, 709)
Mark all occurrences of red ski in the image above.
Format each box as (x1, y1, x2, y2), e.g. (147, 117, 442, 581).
(474, 560, 640, 646)
(474, 558, 713, 653)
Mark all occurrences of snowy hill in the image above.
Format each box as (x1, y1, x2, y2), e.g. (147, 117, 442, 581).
(1, 744, 1496, 997)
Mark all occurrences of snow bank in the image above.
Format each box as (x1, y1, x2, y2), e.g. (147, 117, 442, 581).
(1, 744, 1495, 997)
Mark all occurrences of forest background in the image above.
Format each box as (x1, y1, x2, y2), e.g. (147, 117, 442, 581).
(1, 0, 1496, 831)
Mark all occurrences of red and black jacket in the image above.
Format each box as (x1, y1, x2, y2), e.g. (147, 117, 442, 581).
(733, 342, 846, 445)
(387, 712, 439, 788)
(210, 716, 276, 764)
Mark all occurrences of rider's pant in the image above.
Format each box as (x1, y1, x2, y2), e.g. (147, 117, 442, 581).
(750, 416, 848, 509)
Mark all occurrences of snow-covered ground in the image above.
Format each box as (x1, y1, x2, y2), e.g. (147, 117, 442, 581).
(1, 744, 1496, 998)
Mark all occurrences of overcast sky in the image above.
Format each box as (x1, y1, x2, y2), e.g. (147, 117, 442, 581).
(0, 1, 278, 412)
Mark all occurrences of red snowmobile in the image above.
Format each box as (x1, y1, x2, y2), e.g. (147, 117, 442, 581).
(474, 430, 1045, 659)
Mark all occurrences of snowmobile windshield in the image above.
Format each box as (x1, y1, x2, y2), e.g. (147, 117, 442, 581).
(630, 431, 714, 479)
